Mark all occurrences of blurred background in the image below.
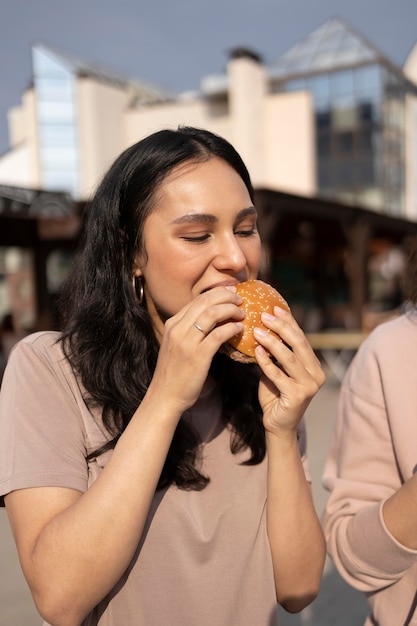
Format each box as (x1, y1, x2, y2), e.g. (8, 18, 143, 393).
(1, 1, 417, 623)
(1, 1, 417, 357)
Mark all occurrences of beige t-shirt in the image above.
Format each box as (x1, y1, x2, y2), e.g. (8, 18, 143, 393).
(0, 331, 308, 626)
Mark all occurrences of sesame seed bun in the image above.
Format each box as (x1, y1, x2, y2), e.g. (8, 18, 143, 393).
(221, 279, 290, 363)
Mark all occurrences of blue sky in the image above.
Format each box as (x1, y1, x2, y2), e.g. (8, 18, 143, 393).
(1, 0, 416, 155)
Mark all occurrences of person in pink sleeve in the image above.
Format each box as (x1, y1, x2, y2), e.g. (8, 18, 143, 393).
(322, 236, 417, 625)
(0, 127, 325, 626)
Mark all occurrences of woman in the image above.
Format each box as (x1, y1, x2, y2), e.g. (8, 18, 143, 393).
(0, 126, 325, 626)
(322, 236, 417, 625)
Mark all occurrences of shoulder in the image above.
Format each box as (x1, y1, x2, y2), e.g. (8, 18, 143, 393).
(8, 330, 63, 365)
(346, 311, 417, 392)
(13, 330, 62, 351)
(4, 330, 78, 393)
(365, 310, 417, 345)
(356, 311, 417, 364)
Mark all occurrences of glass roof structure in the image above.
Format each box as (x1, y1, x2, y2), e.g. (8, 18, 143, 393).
(267, 17, 417, 217)
(269, 17, 399, 79)
(33, 44, 174, 106)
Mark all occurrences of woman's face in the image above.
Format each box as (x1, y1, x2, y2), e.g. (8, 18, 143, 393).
(134, 157, 262, 338)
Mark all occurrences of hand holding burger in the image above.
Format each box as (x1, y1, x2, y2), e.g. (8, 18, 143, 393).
(222, 279, 290, 363)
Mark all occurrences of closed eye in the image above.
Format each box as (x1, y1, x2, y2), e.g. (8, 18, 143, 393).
(181, 234, 211, 243)
(235, 228, 257, 237)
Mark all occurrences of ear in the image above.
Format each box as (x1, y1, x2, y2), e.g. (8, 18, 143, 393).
(132, 255, 144, 278)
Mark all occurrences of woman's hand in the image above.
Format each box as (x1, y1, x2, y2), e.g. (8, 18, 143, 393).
(253, 306, 325, 436)
(148, 286, 244, 414)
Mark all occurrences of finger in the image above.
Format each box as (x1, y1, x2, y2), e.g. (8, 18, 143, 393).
(255, 342, 323, 415)
(190, 302, 245, 338)
(254, 324, 324, 389)
(260, 309, 323, 374)
(182, 286, 243, 319)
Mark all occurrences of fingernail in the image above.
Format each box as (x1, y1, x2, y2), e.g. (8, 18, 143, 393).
(274, 306, 288, 316)
(261, 312, 275, 323)
(254, 326, 268, 338)
(255, 345, 267, 358)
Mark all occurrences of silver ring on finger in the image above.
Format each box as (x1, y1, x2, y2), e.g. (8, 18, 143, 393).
(194, 322, 207, 335)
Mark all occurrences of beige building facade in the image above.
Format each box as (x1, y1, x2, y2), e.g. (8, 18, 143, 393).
(0, 47, 315, 202)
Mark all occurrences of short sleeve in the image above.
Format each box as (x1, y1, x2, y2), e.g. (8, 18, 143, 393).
(0, 332, 89, 504)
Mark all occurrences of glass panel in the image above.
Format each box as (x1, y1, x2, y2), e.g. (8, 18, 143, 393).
(42, 170, 79, 191)
(37, 102, 76, 122)
(333, 160, 356, 186)
(36, 77, 74, 101)
(33, 45, 80, 198)
(358, 127, 374, 153)
(355, 156, 375, 185)
(330, 70, 354, 96)
(33, 47, 71, 79)
(283, 78, 306, 92)
(41, 146, 78, 166)
(332, 105, 358, 129)
(354, 65, 381, 94)
(308, 75, 330, 106)
(317, 159, 333, 187)
(38, 124, 78, 146)
(334, 132, 354, 155)
(316, 109, 331, 128)
(317, 131, 331, 157)
(358, 101, 376, 121)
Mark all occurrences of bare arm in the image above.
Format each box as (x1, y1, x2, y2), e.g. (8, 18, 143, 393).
(265, 430, 325, 613)
(253, 306, 326, 612)
(6, 390, 181, 625)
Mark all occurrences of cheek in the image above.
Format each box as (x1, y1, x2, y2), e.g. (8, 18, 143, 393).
(142, 244, 200, 311)
(245, 238, 262, 272)
(146, 241, 200, 280)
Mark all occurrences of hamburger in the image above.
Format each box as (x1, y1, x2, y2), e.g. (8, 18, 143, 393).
(222, 279, 290, 363)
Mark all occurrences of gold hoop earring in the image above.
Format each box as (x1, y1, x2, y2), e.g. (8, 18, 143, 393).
(132, 275, 144, 304)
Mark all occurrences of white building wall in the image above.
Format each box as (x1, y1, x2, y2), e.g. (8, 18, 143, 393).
(0, 51, 316, 201)
(77, 78, 131, 198)
(7, 106, 26, 148)
(0, 144, 33, 187)
(125, 57, 315, 196)
(263, 91, 316, 195)
(24, 89, 42, 188)
(0, 89, 40, 188)
(404, 45, 417, 221)
(404, 93, 417, 221)
(124, 99, 231, 149)
(228, 56, 266, 184)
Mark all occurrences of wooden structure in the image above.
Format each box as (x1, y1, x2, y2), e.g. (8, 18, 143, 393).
(1, 183, 417, 332)
(255, 188, 417, 330)
(0, 184, 81, 327)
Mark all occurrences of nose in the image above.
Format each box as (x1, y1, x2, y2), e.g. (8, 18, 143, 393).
(213, 232, 247, 272)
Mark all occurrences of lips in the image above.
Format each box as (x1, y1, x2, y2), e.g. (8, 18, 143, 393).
(201, 277, 246, 293)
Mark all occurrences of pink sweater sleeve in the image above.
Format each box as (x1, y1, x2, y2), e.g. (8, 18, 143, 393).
(322, 315, 417, 595)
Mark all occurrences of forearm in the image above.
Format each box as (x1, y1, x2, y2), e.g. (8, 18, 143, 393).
(15, 392, 181, 624)
(382, 472, 417, 550)
(266, 431, 325, 613)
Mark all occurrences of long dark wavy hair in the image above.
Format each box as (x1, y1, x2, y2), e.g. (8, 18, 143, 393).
(58, 126, 265, 491)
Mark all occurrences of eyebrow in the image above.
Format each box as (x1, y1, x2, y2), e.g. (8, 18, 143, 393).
(169, 206, 257, 225)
